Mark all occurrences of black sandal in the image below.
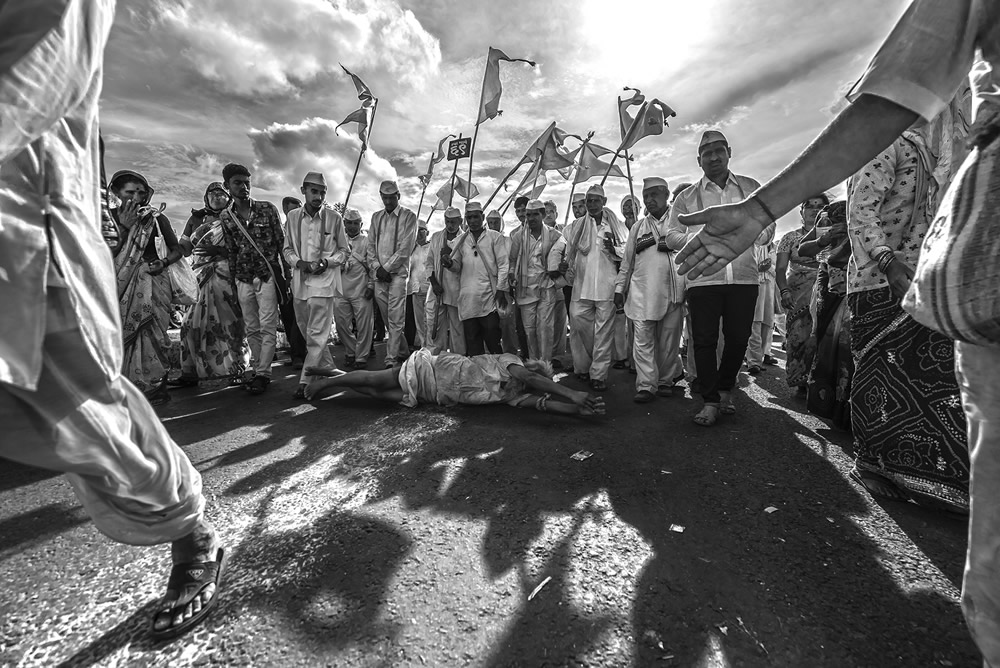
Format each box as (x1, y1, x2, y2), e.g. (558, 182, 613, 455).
(850, 469, 909, 502)
(246, 376, 270, 395)
(150, 548, 229, 641)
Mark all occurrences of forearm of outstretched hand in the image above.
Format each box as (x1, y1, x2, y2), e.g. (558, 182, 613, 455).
(752, 95, 918, 219)
(509, 365, 578, 402)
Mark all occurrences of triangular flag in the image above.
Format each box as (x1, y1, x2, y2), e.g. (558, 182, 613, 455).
(335, 106, 371, 148)
(476, 47, 536, 126)
(619, 87, 646, 140)
(573, 143, 626, 184)
(620, 98, 676, 152)
(341, 64, 375, 106)
(435, 175, 480, 205)
(432, 134, 456, 165)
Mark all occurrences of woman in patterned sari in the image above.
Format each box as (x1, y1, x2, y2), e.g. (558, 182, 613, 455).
(845, 117, 968, 513)
(110, 170, 179, 406)
(171, 182, 248, 387)
(775, 194, 827, 395)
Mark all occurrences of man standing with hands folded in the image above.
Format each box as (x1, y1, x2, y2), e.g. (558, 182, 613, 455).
(616, 177, 685, 403)
(283, 172, 349, 399)
(367, 180, 418, 368)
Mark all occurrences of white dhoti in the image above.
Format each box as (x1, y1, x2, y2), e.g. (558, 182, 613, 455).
(0, 288, 204, 546)
(375, 276, 409, 364)
(520, 288, 559, 361)
(293, 296, 336, 383)
(633, 305, 684, 393)
(334, 294, 374, 363)
(424, 291, 466, 356)
(746, 278, 776, 367)
(411, 291, 428, 348)
(570, 299, 615, 380)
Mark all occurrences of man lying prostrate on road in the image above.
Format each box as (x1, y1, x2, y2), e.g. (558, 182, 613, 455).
(304, 349, 606, 416)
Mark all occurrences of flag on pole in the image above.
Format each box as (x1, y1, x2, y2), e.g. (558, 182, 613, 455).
(620, 98, 677, 152)
(335, 106, 372, 148)
(432, 134, 456, 165)
(572, 142, 627, 184)
(476, 47, 536, 125)
(435, 175, 480, 207)
(618, 87, 646, 140)
(341, 64, 375, 106)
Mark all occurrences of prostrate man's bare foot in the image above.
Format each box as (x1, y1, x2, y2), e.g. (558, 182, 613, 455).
(151, 522, 227, 640)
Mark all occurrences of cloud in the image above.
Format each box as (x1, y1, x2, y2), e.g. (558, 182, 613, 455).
(247, 117, 398, 215)
(150, 0, 442, 97)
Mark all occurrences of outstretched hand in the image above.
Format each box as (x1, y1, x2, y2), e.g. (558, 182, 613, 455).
(572, 390, 606, 416)
(675, 201, 767, 279)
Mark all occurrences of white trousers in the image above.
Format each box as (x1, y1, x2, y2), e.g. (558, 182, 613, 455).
(553, 297, 568, 358)
(424, 291, 466, 355)
(613, 311, 632, 362)
(411, 291, 427, 349)
(633, 305, 684, 393)
(956, 342, 1000, 667)
(520, 288, 559, 361)
(237, 277, 280, 378)
(375, 276, 408, 364)
(293, 296, 336, 383)
(0, 288, 204, 546)
(334, 294, 374, 363)
(570, 299, 615, 380)
(746, 279, 776, 366)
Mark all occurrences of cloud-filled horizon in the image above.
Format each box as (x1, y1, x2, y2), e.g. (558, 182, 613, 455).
(101, 0, 910, 235)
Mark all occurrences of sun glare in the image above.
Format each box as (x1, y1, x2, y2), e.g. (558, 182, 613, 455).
(581, 0, 719, 82)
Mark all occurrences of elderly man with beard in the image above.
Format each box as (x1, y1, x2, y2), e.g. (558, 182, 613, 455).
(334, 208, 375, 369)
(666, 131, 773, 425)
(367, 180, 418, 368)
(509, 200, 567, 362)
(425, 208, 466, 354)
(615, 178, 685, 403)
(441, 202, 510, 355)
(562, 184, 628, 391)
(283, 171, 349, 399)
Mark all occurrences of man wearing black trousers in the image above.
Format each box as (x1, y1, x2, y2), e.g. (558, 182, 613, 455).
(665, 131, 774, 426)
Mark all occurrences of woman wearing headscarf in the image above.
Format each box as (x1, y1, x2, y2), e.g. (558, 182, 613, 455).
(798, 201, 852, 429)
(110, 170, 179, 406)
(171, 182, 248, 387)
(775, 193, 827, 394)
(845, 94, 971, 513)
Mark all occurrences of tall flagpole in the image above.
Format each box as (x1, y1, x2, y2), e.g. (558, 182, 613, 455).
(343, 97, 379, 209)
(563, 181, 577, 227)
(414, 152, 434, 222)
(465, 51, 493, 206)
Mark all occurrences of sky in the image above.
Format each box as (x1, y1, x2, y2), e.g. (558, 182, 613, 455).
(101, 0, 911, 236)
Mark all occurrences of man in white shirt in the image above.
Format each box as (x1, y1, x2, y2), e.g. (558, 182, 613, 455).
(407, 220, 431, 349)
(334, 208, 374, 369)
(366, 180, 418, 368)
(571, 192, 587, 220)
(666, 131, 774, 425)
(0, 1, 224, 640)
(563, 184, 628, 391)
(442, 201, 510, 355)
(425, 208, 466, 355)
(615, 177, 685, 403)
(509, 200, 566, 362)
(282, 172, 349, 399)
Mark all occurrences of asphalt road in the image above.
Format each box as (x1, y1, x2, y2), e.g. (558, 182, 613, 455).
(0, 344, 977, 667)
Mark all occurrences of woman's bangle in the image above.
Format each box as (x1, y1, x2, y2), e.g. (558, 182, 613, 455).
(780, 287, 791, 295)
(749, 194, 778, 224)
(876, 250, 896, 273)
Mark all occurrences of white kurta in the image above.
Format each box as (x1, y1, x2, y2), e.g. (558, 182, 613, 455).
(447, 229, 510, 321)
(338, 232, 373, 299)
(615, 212, 684, 321)
(282, 205, 349, 299)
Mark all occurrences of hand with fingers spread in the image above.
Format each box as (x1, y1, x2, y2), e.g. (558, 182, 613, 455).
(572, 390, 606, 416)
(675, 199, 771, 279)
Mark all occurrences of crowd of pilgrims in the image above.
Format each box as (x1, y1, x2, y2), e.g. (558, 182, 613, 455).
(100, 126, 970, 515)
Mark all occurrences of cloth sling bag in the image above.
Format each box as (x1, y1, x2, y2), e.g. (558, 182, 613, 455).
(229, 205, 288, 305)
(904, 107, 1000, 346)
